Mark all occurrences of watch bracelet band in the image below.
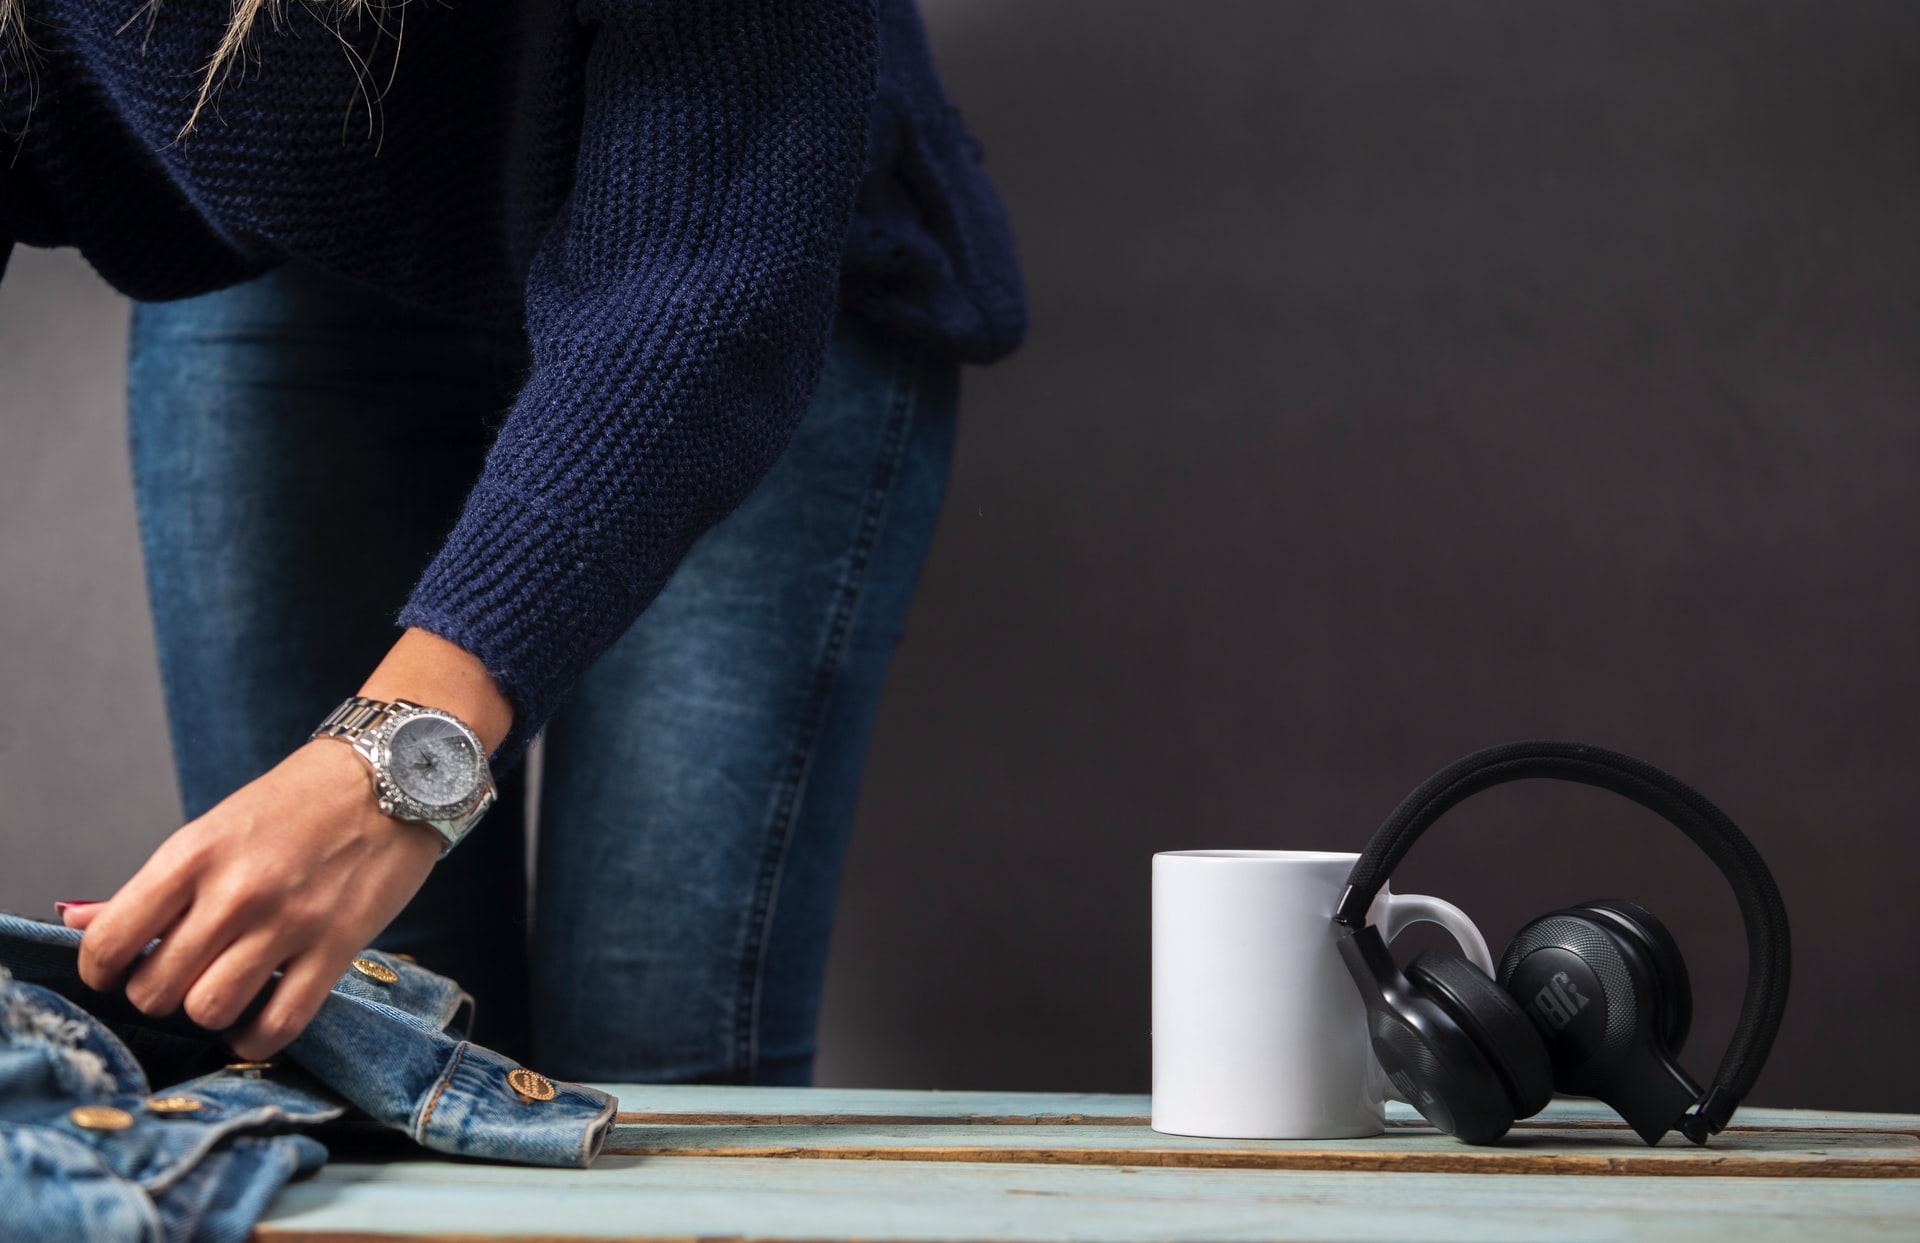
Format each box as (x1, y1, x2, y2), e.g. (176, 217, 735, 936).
(312, 695, 412, 747)
(310, 695, 495, 856)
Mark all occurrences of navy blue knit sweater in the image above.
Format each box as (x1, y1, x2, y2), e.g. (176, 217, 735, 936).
(0, 0, 1025, 760)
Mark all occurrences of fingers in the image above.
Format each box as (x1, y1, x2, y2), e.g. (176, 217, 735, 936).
(57, 901, 103, 929)
(183, 929, 289, 1032)
(71, 739, 442, 1051)
(227, 949, 346, 1061)
(124, 898, 267, 1017)
(77, 853, 197, 994)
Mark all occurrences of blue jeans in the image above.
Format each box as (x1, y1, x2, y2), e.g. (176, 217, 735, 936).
(127, 264, 956, 1084)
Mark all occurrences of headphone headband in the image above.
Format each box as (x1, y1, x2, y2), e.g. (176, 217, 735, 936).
(1332, 740, 1790, 1140)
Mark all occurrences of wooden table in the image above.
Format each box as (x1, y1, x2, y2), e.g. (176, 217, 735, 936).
(254, 1086, 1920, 1242)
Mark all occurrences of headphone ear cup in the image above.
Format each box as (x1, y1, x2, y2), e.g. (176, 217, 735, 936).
(1570, 899, 1692, 1053)
(1339, 925, 1517, 1143)
(1499, 911, 1654, 1095)
(1499, 909, 1709, 1144)
(1406, 949, 1555, 1120)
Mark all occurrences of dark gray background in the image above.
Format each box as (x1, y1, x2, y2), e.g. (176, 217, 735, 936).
(3, 0, 1916, 1114)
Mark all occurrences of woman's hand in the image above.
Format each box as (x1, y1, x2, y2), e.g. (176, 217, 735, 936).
(69, 739, 440, 1059)
(66, 628, 511, 1060)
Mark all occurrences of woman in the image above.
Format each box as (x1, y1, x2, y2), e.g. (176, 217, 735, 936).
(2, 0, 1023, 1081)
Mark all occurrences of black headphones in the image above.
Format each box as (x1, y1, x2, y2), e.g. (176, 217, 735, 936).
(1332, 740, 1791, 1146)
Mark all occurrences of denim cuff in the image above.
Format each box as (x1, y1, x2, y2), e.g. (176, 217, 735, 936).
(286, 949, 617, 1168)
(411, 1039, 615, 1167)
(289, 991, 616, 1169)
(323, 949, 474, 1037)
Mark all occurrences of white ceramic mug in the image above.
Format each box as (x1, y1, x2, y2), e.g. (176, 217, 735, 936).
(1151, 849, 1492, 1139)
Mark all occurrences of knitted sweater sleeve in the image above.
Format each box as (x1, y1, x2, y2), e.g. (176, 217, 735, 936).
(397, 0, 879, 764)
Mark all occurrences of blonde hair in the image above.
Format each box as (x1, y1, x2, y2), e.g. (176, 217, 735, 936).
(0, 0, 35, 128)
(0, 0, 399, 137)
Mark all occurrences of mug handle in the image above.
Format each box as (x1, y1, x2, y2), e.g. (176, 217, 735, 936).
(1381, 891, 1493, 976)
(1374, 891, 1494, 1104)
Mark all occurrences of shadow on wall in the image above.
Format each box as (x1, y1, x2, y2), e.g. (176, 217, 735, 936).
(814, 0, 1920, 1113)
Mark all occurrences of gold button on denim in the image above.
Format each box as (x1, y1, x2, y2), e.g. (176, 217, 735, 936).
(226, 1061, 273, 1078)
(507, 1068, 556, 1103)
(70, 1105, 135, 1131)
(351, 957, 399, 985)
(146, 1096, 204, 1115)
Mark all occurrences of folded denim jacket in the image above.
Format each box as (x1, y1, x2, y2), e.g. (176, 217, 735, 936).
(0, 913, 616, 1243)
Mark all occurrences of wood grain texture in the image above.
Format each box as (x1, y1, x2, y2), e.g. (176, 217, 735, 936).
(247, 1092, 1920, 1240)
(252, 1154, 1920, 1242)
(605, 1121, 1920, 1178)
(591, 1084, 1154, 1125)
(594, 1089, 1920, 1178)
(597, 1086, 1920, 1136)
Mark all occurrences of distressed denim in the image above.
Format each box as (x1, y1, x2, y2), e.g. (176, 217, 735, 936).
(129, 264, 958, 1081)
(0, 914, 616, 1242)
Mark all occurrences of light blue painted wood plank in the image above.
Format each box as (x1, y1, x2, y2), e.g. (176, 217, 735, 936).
(257, 1156, 1920, 1242)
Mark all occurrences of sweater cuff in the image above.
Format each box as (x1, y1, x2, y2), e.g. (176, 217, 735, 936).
(397, 480, 647, 769)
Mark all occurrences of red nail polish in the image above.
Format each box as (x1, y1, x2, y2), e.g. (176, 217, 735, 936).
(55, 900, 101, 916)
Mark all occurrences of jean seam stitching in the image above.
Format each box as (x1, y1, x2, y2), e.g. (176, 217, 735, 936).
(731, 344, 928, 1081)
(415, 1041, 467, 1143)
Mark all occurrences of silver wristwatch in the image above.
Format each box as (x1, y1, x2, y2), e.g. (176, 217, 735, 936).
(311, 696, 497, 856)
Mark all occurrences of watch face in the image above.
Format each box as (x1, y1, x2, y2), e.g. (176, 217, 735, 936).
(386, 715, 478, 808)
